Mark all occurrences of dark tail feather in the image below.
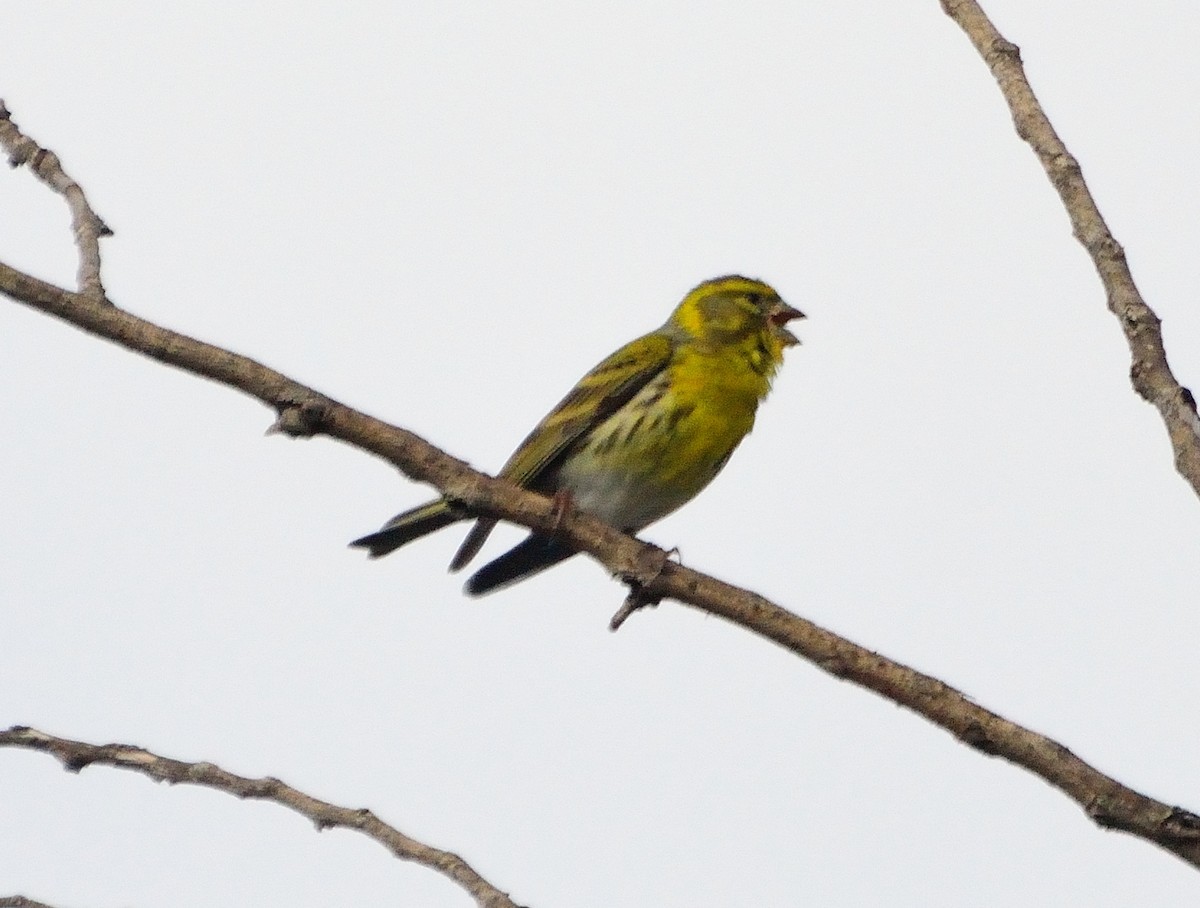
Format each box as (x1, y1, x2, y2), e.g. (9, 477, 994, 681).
(350, 499, 465, 558)
(464, 534, 576, 596)
(449, 517, 500, 572)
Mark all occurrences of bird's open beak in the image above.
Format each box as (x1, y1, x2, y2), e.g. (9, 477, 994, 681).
(769, 302, 806, 347)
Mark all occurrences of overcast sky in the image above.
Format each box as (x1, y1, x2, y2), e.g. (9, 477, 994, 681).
(4, 2, 1200, 906)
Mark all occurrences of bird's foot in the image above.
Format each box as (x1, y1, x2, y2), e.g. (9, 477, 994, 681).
(549, 489, 575, 533)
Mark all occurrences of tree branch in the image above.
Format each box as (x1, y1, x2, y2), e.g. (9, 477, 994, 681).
(3, 32, 1200, 875)
(0, 101, 110, 300)
(0, 897, 65, 908)
(0, 727, 523, 908)
(939, 0, 1200, 496)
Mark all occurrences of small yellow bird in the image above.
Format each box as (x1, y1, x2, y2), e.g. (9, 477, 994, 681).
(351, 275, 803, 595)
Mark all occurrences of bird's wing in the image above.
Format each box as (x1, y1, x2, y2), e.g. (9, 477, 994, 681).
(499, 329, 675, 486)
(447, 330, 674, 573)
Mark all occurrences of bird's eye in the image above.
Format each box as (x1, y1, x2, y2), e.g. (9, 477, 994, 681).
(745, 292, 761, 306)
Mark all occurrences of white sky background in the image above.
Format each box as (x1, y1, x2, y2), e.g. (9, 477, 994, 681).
(3, 2, 1199, 905)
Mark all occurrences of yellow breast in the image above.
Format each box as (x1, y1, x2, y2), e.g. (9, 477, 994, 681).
(558, 334, 776, 530)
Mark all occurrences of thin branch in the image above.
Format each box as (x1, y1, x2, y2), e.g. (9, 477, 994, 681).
(0, 101, 111, 300)
(3, 84, 1199, 871)
(0, 727, 523, 908)
(939, 0, 1200, 495)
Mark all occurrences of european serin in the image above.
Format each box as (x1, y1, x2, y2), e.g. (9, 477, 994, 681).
(352, 275, 803, 595)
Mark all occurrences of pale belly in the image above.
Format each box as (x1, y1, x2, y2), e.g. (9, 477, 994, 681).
(556, 379, 756, 531)
(557, 459, 699, 530)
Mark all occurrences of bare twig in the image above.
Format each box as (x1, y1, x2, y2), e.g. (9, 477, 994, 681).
(939, 0, 1200, 495)
(0, 727, 522, 908)
(0, 100, 111, 300)
(3, 251, 1199, 870)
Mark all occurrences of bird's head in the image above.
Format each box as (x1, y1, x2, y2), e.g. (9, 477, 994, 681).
(670, 275, 805, 354)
